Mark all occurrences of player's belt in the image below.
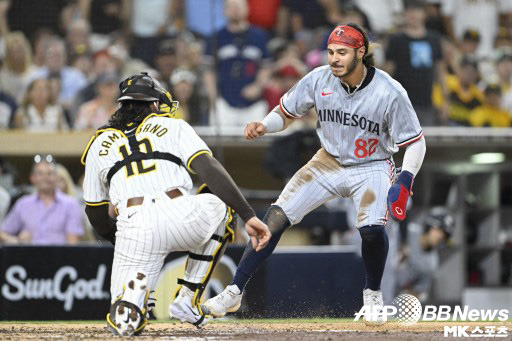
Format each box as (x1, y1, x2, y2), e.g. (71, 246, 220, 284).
(126, 188, 183, 208)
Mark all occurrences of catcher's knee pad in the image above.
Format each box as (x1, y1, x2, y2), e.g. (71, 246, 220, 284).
(174, 185, 235, 313)
(107, 272, 150, 336)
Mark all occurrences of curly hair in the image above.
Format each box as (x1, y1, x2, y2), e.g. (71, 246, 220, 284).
(108, 101, 154, 131)
(346, 22, 375, 67)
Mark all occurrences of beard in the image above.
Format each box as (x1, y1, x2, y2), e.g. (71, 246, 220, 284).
(331, 53, 359, 79)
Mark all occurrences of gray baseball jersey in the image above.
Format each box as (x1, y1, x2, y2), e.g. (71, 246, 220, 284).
(279, 66, 423, 166)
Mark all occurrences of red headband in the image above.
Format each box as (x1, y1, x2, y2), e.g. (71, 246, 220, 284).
(327, 25, 365, 49)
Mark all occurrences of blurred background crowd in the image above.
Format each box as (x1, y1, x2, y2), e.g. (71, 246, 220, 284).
(0, 0, 511, 133)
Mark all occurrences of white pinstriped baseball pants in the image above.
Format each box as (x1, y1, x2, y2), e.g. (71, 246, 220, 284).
(275, 148, 394, 229)
(110, 192, 228, 302)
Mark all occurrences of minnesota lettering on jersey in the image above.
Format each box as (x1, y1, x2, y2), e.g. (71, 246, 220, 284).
(317, 109, 380, 135)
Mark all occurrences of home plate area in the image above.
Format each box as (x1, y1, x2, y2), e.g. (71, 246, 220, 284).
(2, 320, 511, 340)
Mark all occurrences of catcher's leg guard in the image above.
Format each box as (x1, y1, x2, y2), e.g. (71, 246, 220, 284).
(107, 271, 150, 336)
(171, 185, 235, 325)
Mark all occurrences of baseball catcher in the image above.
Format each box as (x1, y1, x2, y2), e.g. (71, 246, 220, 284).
(82, 72, 270, 336)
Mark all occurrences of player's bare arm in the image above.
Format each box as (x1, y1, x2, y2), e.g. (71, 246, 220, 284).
(190, 153, 271, 251)
(245, 106, 293, 140)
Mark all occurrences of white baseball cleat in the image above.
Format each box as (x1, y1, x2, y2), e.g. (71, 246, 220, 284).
(201, 284, 242, 318)
(169, 287, 208, 328)
(362, 288, 386, 326)
(107, 272, 149, 336)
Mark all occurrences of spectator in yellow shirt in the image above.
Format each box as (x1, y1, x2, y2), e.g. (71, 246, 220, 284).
(434, 56, 485, 126)
(495, 48, 512, 94)
(469, 84, 510, 127)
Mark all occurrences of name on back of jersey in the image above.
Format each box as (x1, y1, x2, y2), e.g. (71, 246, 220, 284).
(317, 109, 381, 135)
(97, 123, 169, 157)
(98, 131, 123, 156)
(139, 122, 168, 137)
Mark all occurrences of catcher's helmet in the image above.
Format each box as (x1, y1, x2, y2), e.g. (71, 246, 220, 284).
(118, 72, 179, 116)
(424, 206, 455, 238)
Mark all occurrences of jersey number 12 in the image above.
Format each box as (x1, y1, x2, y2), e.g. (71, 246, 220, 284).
(119, 138, 156, 177)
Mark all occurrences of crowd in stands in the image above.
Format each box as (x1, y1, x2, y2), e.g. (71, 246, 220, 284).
(0, 0, 511, 132)
(1, 0, 512, 245)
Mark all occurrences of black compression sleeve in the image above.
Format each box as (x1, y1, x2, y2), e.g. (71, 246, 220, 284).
(190, 153, 256, 222)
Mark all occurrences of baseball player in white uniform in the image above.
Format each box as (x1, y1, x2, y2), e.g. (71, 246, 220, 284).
(82, 72, 270, 336)
(203, 23, 427, 325)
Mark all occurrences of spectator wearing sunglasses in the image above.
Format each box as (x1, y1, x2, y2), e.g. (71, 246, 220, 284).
(0, 155, 83, 245)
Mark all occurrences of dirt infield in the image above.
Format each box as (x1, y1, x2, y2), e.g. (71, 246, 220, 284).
(0, 320, 510, 340)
